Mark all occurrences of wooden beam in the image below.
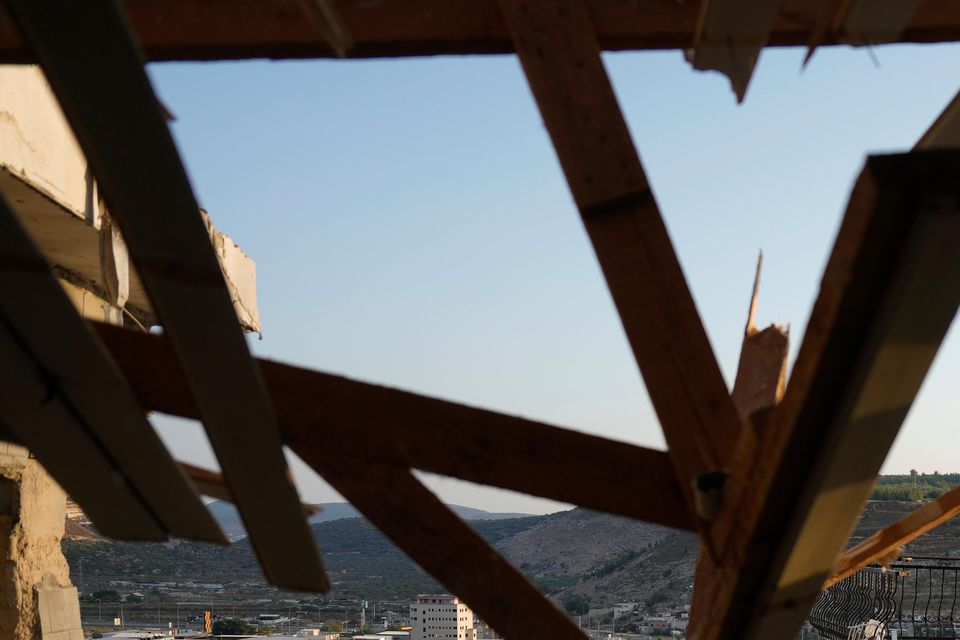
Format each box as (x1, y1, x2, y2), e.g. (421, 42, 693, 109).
(0, 0, 958, 62)
(0, 191, 224, 544)
(915, 90, 960, 150)
(826, 483, 960, 588)
(497, 0, 742, 531)
(291, 451, 587, 640)
(689, 258, 788, 632)
(812, 94, 960, 590)
(177, 461, 321, 517)
(694, 150, 960, 640)
(730, 252, 789, 424)
(3, 0, 327, 591)
(93, 321, 695, 531)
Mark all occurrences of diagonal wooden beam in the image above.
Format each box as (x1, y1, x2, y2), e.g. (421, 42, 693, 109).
(813, 94, 960, 590)
(292, 450, 587, 640)
(693, 150, 960, 640)
(689, 259, 788, 630)
(497, 0, 742, 529)
(0, 191, 224, 544)
(92, 321, 695, 531)
(826, 483, 960, 588)
(3, 0, 327, 591)
(0, 1, 958, 62)
(916, 89, 960, 150)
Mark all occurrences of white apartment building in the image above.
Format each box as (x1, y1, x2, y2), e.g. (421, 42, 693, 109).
(409, 594, 477, 640)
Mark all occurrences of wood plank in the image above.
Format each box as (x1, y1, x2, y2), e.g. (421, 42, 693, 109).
(695, 150, 960, 640)
(93, 321, 695, 531)
(0, 192, 224, 543)
(689, 260, 788, 633)
(497, 0, 742, 529)
(291, 451, 588, 640)
(915, 90, 960, 149)
(826, 484, 960, 588)
(729, 253, 789, 424)
(813, 93, 960, 590)
(178, 461, 321, 517)
(0, 0, 957, 62)
(3, 0, 327, 591)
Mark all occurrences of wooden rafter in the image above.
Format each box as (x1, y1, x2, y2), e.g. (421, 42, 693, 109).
(0, 191, 224, 544)
(694, 149, 960, 640)
(826, 483, 960, 588)
(916, 90, 960, 150)
(293, 453, 587, 640)
(177, 462, 322, 517)
(92, 321, 695, 531)
(497, 0, 742, 538)
(689, 259, 789, 631)
(3, 0, 327, 591)
(814, 95, 960, 589)
(0, 0, 958, 62)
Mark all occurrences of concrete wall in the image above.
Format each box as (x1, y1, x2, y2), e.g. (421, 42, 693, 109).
(0, 444, 80, 640)
(0, 65, 261, 332)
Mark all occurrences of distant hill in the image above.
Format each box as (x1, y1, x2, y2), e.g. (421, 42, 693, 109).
(62, 509, 687, 605)
(62, 475, 960, 612)
(206, 500, 532, 541)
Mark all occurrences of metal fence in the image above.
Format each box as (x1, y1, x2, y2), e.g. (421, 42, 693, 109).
(809, 558, 960, 639)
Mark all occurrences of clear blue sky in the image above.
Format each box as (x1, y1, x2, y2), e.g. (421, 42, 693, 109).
(148, 43, 960, 514)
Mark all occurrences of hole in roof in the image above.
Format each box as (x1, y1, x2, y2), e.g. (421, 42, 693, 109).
(147, 42, 960, 459)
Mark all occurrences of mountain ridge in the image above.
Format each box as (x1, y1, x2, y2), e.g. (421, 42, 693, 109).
(206, 500, 535, 541)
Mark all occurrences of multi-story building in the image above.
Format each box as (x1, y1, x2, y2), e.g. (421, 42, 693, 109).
(409, 594, 476, 640)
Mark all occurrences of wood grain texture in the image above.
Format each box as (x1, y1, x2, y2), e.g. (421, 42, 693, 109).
(498, 0, 742, 527)
(693, 150, 960, 640)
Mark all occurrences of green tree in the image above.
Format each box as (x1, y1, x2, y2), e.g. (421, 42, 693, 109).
(91, 590, 121, 602)
(562, 595, 590, 616)
(213, 618, 255, 635)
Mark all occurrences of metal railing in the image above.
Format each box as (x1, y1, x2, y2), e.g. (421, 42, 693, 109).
(809, 558, 960, 639)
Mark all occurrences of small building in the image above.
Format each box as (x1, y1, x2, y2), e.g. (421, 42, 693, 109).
(409, 595, 476, 640)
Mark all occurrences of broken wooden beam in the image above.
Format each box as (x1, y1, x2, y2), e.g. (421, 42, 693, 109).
(4, 0, 327, 591)
(687, 0, 782, 101)
(695, 149, 960, 640)
(689, 255, 789, 634)
(92, 321, 695, 531)
(730, 254, 789, 424)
